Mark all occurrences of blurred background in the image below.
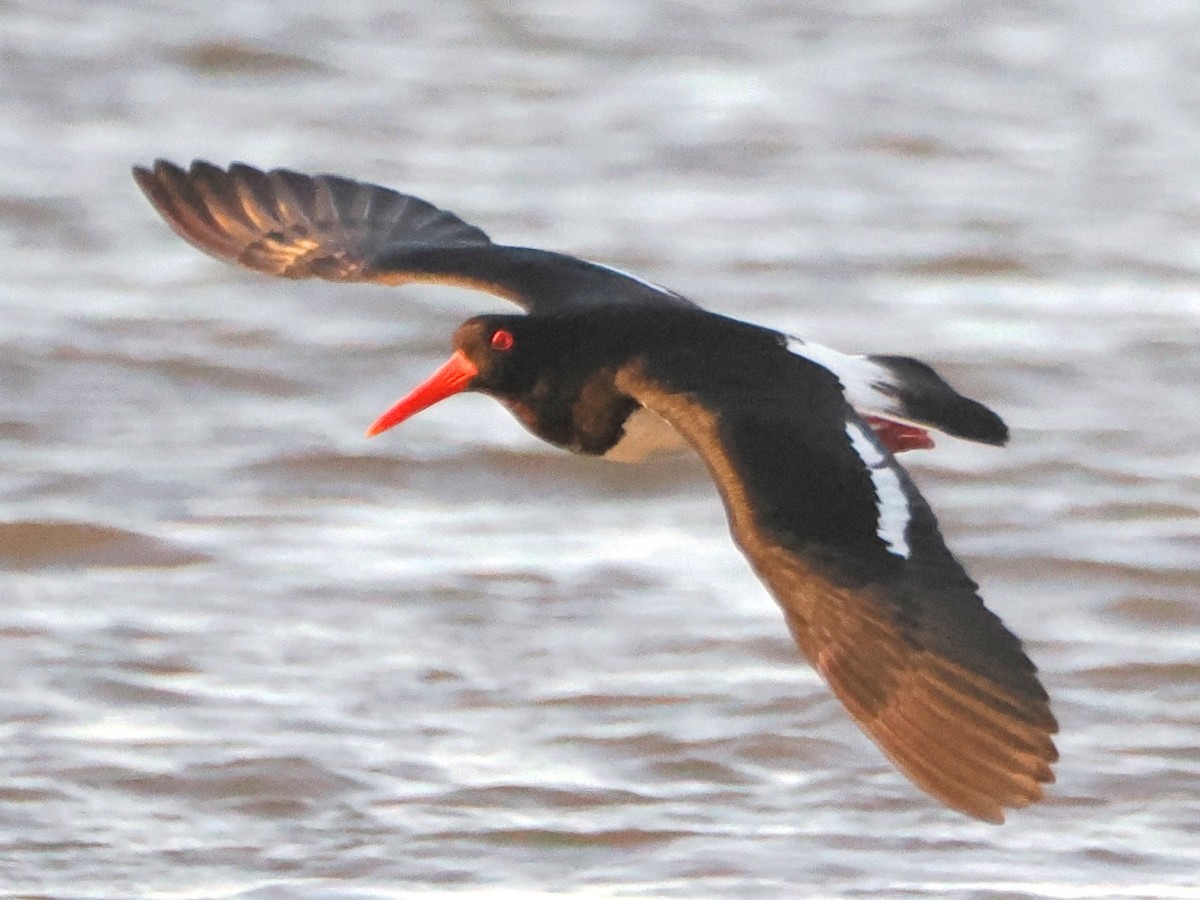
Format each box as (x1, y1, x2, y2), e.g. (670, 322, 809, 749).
(3, 1, 1199, 896)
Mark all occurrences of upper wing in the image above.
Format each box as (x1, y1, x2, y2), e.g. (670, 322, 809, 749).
(133, 160, 693, 313)
(614, 343, 1056, 822)
(133, 160, 1002, 452)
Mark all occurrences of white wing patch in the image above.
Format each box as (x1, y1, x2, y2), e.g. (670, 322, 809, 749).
(785, 336, 906, 423)
(844, 420, 912, 559)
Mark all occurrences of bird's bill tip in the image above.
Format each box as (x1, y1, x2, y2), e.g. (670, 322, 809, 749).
(366, 350, 479, 437)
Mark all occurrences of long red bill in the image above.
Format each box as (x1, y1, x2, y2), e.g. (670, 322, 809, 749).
(366, 350, 479, 437)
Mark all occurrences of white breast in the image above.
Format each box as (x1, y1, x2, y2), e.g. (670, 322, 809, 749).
(603, 406, 690, 462)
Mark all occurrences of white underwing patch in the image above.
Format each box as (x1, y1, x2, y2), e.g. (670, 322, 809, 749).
(844, 420, 912, 558)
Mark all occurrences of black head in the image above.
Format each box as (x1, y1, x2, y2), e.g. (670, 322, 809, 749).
(366, 311, 646, 454)
(448, 314, 546, 397)
(366, 313, 592, 438)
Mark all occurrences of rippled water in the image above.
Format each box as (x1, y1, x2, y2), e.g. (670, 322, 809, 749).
(3, 1, 1200, 896)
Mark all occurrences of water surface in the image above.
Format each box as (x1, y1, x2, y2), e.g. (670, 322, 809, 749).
(2, 2, 1199, 896)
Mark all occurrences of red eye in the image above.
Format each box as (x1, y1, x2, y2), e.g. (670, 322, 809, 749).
(490, 329, 514, 351)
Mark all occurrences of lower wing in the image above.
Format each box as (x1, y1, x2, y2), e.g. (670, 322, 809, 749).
(614, 347, 1055, 822)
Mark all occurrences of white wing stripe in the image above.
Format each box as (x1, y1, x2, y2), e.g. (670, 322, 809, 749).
(844, 421, 912, 558)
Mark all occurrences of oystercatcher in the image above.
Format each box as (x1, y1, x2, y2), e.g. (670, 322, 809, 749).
(133, 160, 1057, 822)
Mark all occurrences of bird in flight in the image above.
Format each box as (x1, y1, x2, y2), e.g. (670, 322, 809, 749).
(134, 160, 1057, 822)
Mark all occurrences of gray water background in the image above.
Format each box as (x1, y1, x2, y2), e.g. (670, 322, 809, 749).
(2, 2, 1200, 896)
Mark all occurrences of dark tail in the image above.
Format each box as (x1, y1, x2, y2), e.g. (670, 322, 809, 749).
(867, 354, 1009, 446)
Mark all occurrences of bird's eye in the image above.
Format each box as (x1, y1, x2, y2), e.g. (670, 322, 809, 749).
(490, 329, 515, 351)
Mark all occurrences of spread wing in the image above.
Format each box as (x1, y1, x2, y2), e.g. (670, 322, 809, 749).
(133, 160, 693, 313)
(614, 344, 1057, 822)
(133, 160, 1007, 453)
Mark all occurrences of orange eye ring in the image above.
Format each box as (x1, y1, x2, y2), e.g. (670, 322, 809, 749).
(490, 329, 514, 351)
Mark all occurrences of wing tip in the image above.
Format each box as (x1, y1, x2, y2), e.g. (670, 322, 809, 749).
(134, 157, 498, 284)
(892, 689, 1059, 823)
